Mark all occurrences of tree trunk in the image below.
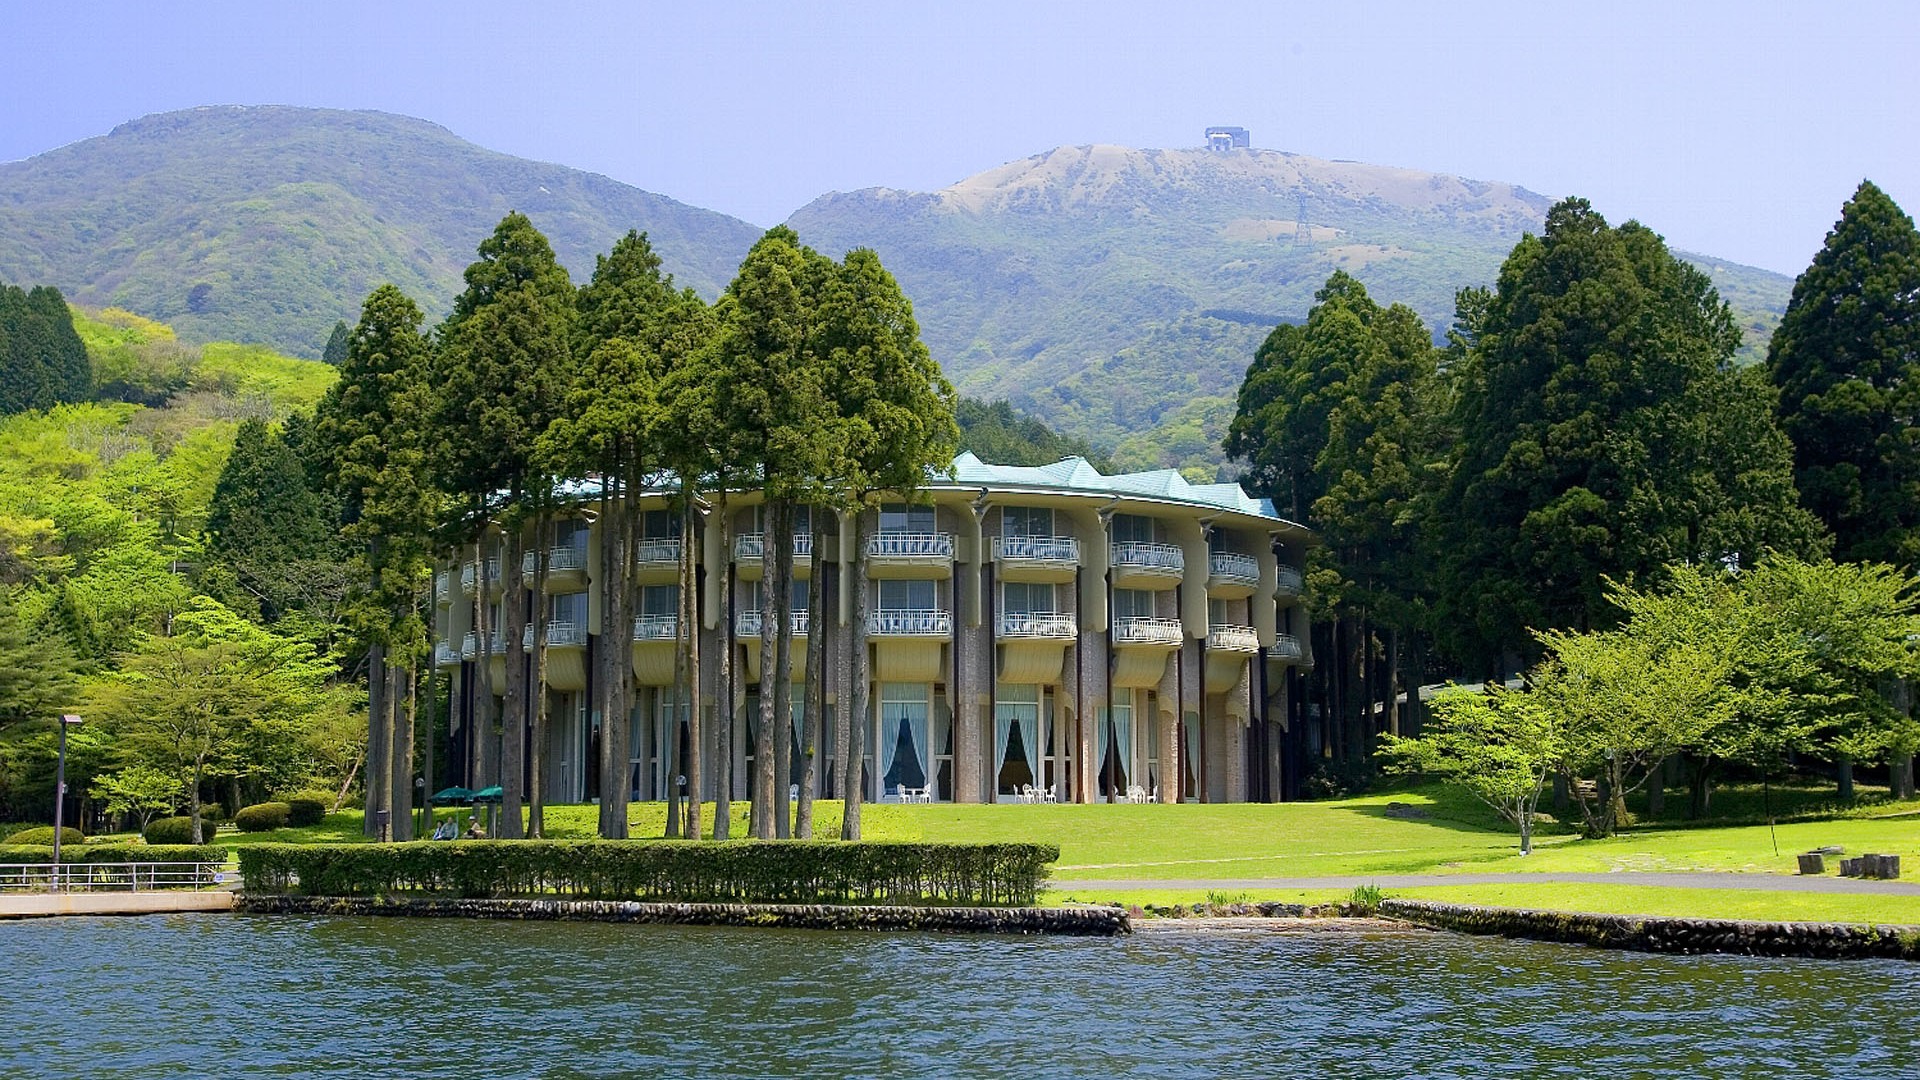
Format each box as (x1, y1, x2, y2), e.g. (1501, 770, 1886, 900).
(529, 517, 551, 839)
(471, 540, 495, 791)
(499, 521, 529, 839)
(665, 498, 689, 839)
(1646, 754, 1666, 819)
(1687, 754, 1714, 819)
(683, 501, 704, 842)
(390, 660, 415, 841)
(1836, 755, 1855, 802)
(773, 499, 795, 839)
(796, 515, 826, 838)
(420, 663, 436, 839)
(841, 511, 870, 840)
(189, 758, 207, 845)
(365, 642, 389, 837)
(755, 500, 779, 839)
(712, 492, 733, 840)
(1895, 752, 1917, 801)
(597, 483, 621, 838)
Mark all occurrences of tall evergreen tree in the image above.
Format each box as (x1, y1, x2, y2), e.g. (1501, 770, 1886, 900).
(1438, 198, 1823, 671)
(203, 418, 335, 621)
(1768, 180, 1920, 567)
(0, 282, 90, 414)
(322, 320, 351, 366)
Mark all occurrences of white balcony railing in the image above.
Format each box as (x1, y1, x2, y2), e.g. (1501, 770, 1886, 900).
(736, 608, 811, 638)
(1112, 616, 1184, 647)
(459, 557, 502, 593)
(992, 535, 1079, 563)
(734, 533, 815, 561)
(1276, 564, 1304, 596)
(1207, 623, 1260, 653)
(1270, 633, 1304, 660)
(997, 611, 1077, 639)
(632, 614, 679, 642)
(521, 546, 588, 577)
(1208, 552, 1260, 586)
(1110, 541, 1185, 573)
(461, 630, 507, 660)
(866, 532, 955, 559)
(434, 641, 461, 667)
(434, 569, 453, 601)
(635, 538, 682, 567)
(866, 609, 952, 637)
(522, 621, 588, 648)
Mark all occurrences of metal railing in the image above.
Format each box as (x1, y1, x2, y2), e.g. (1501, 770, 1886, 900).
(461, 630, 508, 660)
(522, 621, 588, 648)
(635, 538, 682, 566)
(997, 611, 1077, 639)
(867, 609, 952, 636)
(434, 641, 461, 668)
(734, 533, 815, 561)
(0, 862, 227, 891)
(1208, 552, 1260, 585)
(632, 614, 679, 641)
(1276, 564, 1304, 595)
(736, 609, 811, 638)
(1207, 623, 1260, 653)
(866, 532, 955, 559)
(521, 545, 588, 578)
(1112, 616, 1184, 646)
(1111, 541, 1185, 573)
(992, 535, 1079, 563)
(459, 557, 502, 593)
(434, 569, 453, 601)
(1270, 633, 1304, 660)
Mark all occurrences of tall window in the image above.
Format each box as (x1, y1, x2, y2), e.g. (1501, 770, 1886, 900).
(549, 591, 587, 625)
(994, 683, 1041, 799)
(1001, 505, 1053, 537)
(1113, 588, 1155, 621)
(1002, 581, 1056, 615)
(1112, 514, 1156, 545)
(879, 682, 930, 798)
(878, 579, 936, 611)
(557, 518, 590, 550)
(642, 509, 679, 539)
(641, 584, 678, 617)
(880, 503, 935, 533)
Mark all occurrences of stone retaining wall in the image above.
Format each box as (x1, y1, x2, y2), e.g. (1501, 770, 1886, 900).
(1381, 899, 1920, 961)
(237, 894, 1130, 936)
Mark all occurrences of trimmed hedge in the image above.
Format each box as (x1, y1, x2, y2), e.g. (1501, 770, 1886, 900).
(145, 816, 220, 845)
(4, 826, 84, 846)
(234, 802, 292, 832)
(239, 841, 1058, 907)
(0, 843, 225, 864)
(284, 796, 329, 827)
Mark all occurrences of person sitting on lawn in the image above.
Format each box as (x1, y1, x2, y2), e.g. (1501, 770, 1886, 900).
(463, 818, 486, 840)
(431, 817, 457, 841)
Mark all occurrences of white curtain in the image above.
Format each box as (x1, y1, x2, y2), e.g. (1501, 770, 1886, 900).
(878, 708, 898, 795)
(1096, 707, 1109, 785)
(1114, 708, 1134, 786)
(994, 708, 1012, 787)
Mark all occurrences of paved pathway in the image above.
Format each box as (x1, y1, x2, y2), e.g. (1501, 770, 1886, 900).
(1053, 871, 1920, 895)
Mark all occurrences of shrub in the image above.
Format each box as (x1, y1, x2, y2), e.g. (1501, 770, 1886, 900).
(233, 802, 292, 832)
(239, 841, 1059, 906)
(283, 795, 329, 827)
(4, 826, 84, 846)
(197, 803, 227, 823)
(144, 816, 220, 845)
(0, 843, 224, 865)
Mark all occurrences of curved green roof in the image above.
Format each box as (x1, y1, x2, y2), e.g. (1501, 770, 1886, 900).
(941, 452, 1298, 528)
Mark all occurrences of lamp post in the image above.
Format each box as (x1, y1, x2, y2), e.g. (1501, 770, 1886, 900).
(51, 713, 83, 890)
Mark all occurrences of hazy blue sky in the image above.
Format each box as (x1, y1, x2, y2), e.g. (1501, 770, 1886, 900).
(3, 0, 1914, 275)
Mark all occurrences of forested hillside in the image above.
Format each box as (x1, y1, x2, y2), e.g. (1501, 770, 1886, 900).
(0, 107, 764, 356)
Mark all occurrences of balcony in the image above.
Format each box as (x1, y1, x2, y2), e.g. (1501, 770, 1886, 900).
(630, 613, 678, 687)
(631, 613, 679, 642)
(1111, 615, 1183, 689)
(997, 611, 1077, 640)
(521, 621, 588, 649)
(865, 532, 954, 579)
(1276, 564, 1304, 600)
(992, 535, 1079, 583)
(735, 532, 814, 581)
(1207, 623, 1260, 654)
(460, 630, 507, 661)
(736, 608, 811, 639)
(459, 557, 502, 595)
(1112, 616, 1184, 648)
(521, 545, 589, 592)
(1110, 541, 1185, 590)
(434, 569, 454, 606)
(634, 538, 681, 584)
(1269, 633, 1304, 662)
(434, 640, 461, 668)
(866, 608, 952, 638)
(1206, 552, 1260, 599)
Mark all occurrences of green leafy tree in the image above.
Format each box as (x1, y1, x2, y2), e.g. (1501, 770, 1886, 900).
(1380, 685, 1562, 853)
(0, 589, 78, 730)
(91, 762, 185, 830)
(1437, 198, 1823, 670)
(1768, 180, 1920, 567)
(322, 320, 351, 366)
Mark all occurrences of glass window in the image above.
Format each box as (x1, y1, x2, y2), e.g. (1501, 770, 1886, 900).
(557, 519, 590, 549)
(1001, 506, 1052, 538)
(879, 683, 930, 795)
(1002, 581, 1055, 615)
(878, 579, 935, 611)
(880, 503, 935, 533)
(1112, 514, 1155, 545)
(1113, 588, 1155, 621)
(550, 592, 587, 625)
(641, 584, 678, 617)
(643, 509, 679, 540)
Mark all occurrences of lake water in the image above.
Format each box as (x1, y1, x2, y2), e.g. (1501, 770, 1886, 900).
(5, 915, 1916, 1077)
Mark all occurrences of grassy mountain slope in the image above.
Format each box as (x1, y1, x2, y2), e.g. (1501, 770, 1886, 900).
(788, 144, 1795, 476)
(0, 107, 764, 356)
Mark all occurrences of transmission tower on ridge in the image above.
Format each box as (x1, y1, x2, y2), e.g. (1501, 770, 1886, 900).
(1294, 194, 1312, 249)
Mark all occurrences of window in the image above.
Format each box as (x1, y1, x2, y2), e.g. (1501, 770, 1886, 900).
(557, 519, 590, 550)
(1002, 581, 1055, 615)
(878, 579, 935, 611)
(879, 683, 930, 798)
(549, 592, 587, 625)
(641, 585, 678, 617)
(1001, 506, 1053, 538)
(642, 509, 679, 540)
(994, 683, 1041, 799)
(1112, 514, 1156, 545)
(880, 503, 935, 533)
(1113, 588, 1155, 621)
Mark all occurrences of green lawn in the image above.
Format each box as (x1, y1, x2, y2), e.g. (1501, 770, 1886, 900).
(1387, 883, 1920, 927)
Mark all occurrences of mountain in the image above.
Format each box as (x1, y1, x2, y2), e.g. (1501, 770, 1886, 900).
(787, 145, 1795, 476)
(0, 106, 764, 356)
